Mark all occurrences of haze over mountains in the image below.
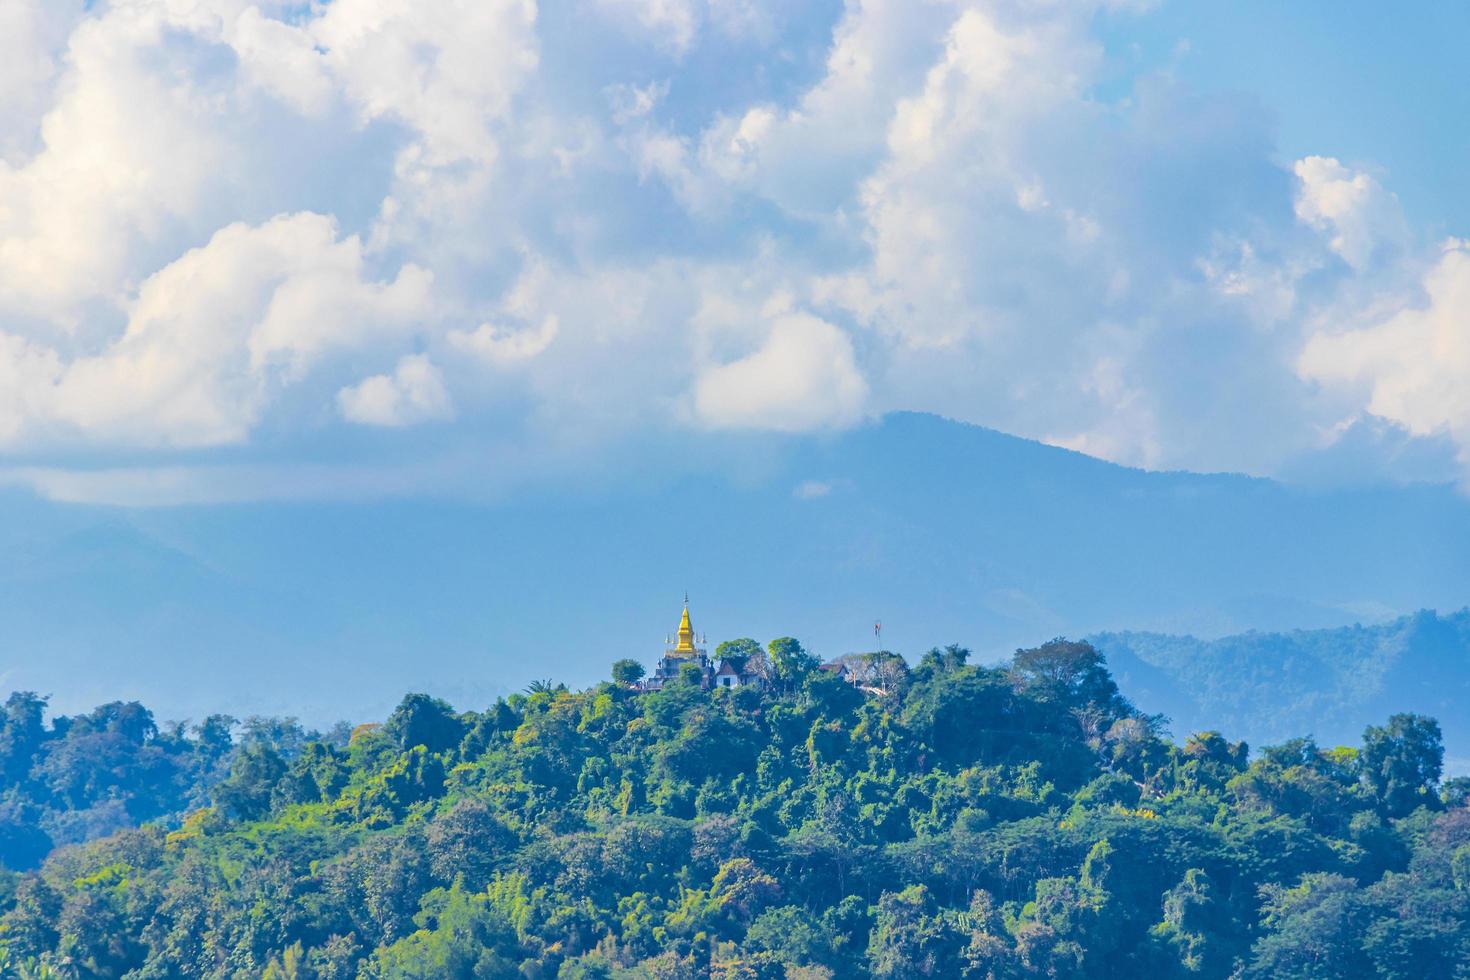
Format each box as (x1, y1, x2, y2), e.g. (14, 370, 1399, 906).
(0, 413, 1466, 748)
(1095, 610, 1470, 773)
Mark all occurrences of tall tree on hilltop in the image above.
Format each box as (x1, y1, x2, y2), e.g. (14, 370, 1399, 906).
(1360, 713, 1443, 818)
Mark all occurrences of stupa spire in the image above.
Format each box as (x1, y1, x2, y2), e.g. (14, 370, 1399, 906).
(674, 595, 696, 653)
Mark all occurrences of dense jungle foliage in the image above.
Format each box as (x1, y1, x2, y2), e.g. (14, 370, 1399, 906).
(0, 638, 1467, 979)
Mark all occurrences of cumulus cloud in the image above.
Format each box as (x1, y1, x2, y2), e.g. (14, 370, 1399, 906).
(606, 80, 669, 124)
(0, 0, 1464, 500)
(0, 0, 83, 163)
(1294, 156, 1407, 270)
(694, 313, 868, 432)
(644, 0, 957, 217)
(308, 0, 538, 168)
(0, 0, 536, 321)
(830, 6, 1101, 348)
(0, 334, 62, 444)
(595, 0, 701, 54)
(798, 3, 1330, 473)
(450, 316, 560, 366)
(1, 213, 430, 448)
(0, 4, 232, 318)
(1299, 240, 1470, 460)
(339, 354, 454, 428)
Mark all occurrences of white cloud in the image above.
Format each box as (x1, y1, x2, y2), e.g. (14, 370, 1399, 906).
(0, 0, 538, 323)
(591, 0, 780, 53)
(793, 479, 833, 499)
(0, 0, 1461, 500)
(0, 334, 63, 444)
(832, 5, 1104, 348)
(0, 0, 83, 163)
(226, 6, 338, 116)
(706, 0, 778, 41)
(606, 80, 670, 124)
(792, 3, 1397, 477)
(2, 213, 430, 449)
(450, 316, 560, 366)
(0, 460, 446, 507)
(0, 4, 233, 319)
(308, 0, 539, 169)
(694, 312, 868, 432)
(1299, 240, 1470, 461)
(595, 0, 701, 54)
(1197, 238, 1301, 326)
(1294, 156, 1407, 270)
(641, 0, 956, 217)
(339, 354, 454, 427)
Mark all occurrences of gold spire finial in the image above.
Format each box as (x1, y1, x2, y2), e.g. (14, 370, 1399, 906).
(674, 597, 696, 653)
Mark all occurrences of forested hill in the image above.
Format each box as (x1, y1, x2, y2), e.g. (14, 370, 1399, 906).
(1092, 608, 1470, 768)
(1, 640, 1467, 978)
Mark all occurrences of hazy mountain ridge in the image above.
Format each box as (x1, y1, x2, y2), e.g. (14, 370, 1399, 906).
(1094, 609, 1470, 764)
(0, 412, 1466, 728)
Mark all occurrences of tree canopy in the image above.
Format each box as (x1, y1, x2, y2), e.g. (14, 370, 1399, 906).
(0, 640, 1464, 978)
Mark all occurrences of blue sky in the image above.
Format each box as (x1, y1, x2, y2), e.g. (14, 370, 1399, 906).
(1097, 2, 1470, 234)
(1, 0, 1468, 505)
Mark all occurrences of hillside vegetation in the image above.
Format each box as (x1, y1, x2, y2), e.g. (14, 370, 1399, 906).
(0, 639, 1467, 978)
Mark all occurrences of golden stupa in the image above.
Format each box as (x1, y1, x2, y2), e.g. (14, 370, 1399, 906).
(666, 595, 705, 657)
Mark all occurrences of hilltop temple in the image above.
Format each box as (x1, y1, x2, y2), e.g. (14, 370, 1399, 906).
(637, 598, 766, 691)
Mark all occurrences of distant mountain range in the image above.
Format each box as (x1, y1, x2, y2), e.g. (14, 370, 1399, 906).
(1093, 609, 1470, 773)
(0, 412, 1466, 750)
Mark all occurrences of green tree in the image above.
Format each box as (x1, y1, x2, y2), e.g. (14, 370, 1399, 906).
(1013, 869, 1117, 978)
(1251, 873, 1372, 979)
(1440, 776, 1470, 809)
(677, 661, 704, 687)
(426, 799, 518, 889)
(0, 800, 53, 871)
(611, 659, 646, 685)
(868, 884, 965, 978)
(0, 693, 48, 783)
(1010, 639, 1127, 717)
(277, 740, 349, 806)
(55, 888, 144, 977)
(0, 877, 62, 960)
(212, 742, 287, 821)
(384, 694, 466, 754)
(715, 638, 763, 668)
(959, 889, 1017, 978)
(745, 905, 835, 969)
(913, 644, 969, 682)
(1360, 870, 1470, 980)
(1, 645, 1466, 979)
(768, 637, 820, 688)
(1360, 714, 1443, 817)
(261, 941, 306, 980)
(1149, 868, 1236, 976)
(192, 713, 236, 761)
(359, 883, 519, 978)
(708, 857, 782, 931)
